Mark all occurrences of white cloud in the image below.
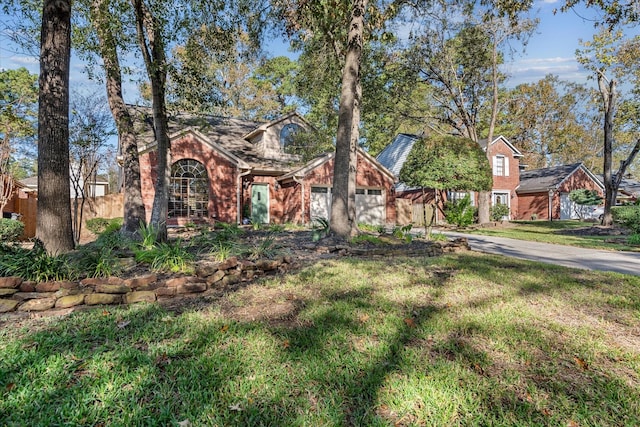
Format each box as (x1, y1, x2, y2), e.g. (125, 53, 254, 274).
(503, 56, 592, 87)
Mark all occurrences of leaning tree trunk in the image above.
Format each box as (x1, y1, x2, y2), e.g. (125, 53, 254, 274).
(330, 0, 366, 239)
(599, 73, 617, 226)
(91, 0, 146, 237)
(36, 0, 75, 254)
(133, 0, 170, 242)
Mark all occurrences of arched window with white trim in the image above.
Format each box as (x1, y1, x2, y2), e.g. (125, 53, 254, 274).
(169, 159, 209, 219)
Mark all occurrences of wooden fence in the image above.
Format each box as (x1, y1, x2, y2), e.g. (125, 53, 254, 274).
(4, 192, 124, 241)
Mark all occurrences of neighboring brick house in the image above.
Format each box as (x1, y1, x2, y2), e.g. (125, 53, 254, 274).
(516, 163, 604, 220)
(377, 134, 523, 221)
(136, 110, 396, 226)
(479, 135, 523, 219)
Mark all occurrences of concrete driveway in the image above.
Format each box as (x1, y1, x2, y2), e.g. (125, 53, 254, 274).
(443, 231, 640, 276)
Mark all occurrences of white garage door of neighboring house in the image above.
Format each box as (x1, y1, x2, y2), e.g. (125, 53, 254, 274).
(560, 192, 591, 219)
(356, 188, 385, 225)
(310, 187, 386, 225)
(310, 187, 332, 223)
(559, 192, 578, 219)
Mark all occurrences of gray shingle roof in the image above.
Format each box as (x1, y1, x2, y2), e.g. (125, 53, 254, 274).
(376, 134, 420, 191)
(517, 163, 585, 193)
(132, 106, 304, 173)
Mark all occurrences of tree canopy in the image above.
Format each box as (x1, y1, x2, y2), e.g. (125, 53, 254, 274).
(399, 135, 492, 192)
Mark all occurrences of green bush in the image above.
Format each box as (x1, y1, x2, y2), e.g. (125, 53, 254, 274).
(627, 234, 640, 245)
(135, 239, 194, 273)
(0, 239, 74, 282)
(611, 206, 640, 233)
(444, 195, 476, 227)
(0, 218, 24, 242)
(86, 217, 123, 235)
(490, 204, 510, 222)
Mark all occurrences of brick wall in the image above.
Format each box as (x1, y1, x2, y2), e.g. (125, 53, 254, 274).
(139, 134, 239, 225)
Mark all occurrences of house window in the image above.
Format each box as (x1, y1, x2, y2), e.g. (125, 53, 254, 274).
(493, 155, 509, 176)
(492, 192, 509, 206)
(280, 123, 303, 151)
(169, 159, 209, 219)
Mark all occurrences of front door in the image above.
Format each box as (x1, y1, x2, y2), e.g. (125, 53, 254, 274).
(251, 184, 269, 224)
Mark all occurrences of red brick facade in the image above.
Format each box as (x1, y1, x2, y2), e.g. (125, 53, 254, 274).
(486, 137, 521, 219)
(140, 132, 395, 225)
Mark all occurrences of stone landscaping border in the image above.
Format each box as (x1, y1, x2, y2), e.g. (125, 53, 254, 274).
(0, 238, 469, 316)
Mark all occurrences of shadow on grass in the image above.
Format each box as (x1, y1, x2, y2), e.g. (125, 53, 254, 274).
(1, 252, 639, 425)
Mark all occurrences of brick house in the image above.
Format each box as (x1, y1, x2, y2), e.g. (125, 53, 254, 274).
(136, 110, 396, 226)
(516, 163, 604, 220)
(377, 134, 523, 221)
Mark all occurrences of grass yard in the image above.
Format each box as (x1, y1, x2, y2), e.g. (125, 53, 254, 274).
(1, 252, 639, 426)
(465, 220, 639, 251)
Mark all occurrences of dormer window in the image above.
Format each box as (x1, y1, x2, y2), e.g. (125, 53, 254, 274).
(280, 123, 303, 150)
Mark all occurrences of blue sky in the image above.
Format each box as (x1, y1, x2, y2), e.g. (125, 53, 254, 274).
(0, 0, 636, 99)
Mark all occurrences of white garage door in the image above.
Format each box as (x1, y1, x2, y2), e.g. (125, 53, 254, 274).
(356, 188, 385, 225)
(560, 192, 591, 219)
(310, 187, 386, 225)
(310, 187, 331, 223)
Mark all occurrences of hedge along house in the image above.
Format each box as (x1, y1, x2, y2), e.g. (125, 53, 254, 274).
(135, 109, 396, 226)
(516, 163, 605, 220)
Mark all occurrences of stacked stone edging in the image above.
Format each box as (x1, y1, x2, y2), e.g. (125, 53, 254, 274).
(0, 255, 295, 314)
(0, 238, 470, 316)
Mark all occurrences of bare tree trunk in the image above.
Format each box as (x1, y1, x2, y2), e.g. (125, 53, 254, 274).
(330, 0, 366, 239)
(132, 0, 170, 242)
(36, 0, 75, 254)
(91, 0, 146, 237)
(599, 73, 617, 226)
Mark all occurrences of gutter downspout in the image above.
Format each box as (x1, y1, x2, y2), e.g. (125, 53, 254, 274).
(237, 168, 251, 224)
(293, 176, 305, 224)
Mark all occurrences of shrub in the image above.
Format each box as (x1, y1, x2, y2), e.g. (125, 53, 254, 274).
(429, 232, 448, 242)
(392, 224, 413, 242)
(611, 206, 640, 233)
(72, 245, 122, 278)
(444, 195, 476, 227)
(311, 217, 330, 242)
(627, 234, 640, 245)
(490, 204, 510, 222)
(135, 239, 194, 273)
(0, 218, 24, 242)
(86, 217, 123, 235)
(350, 234, 384, 245)
(0, 239, 74, 282)
(242, 234, 281, 260)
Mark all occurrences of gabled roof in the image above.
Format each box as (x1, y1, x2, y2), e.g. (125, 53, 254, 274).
(278, 146, 396, 183)
(376, 134, 420, 178)
(478, 135, 523, 158)
(597, 174, 640, 196)
(132, 107, 305, 173)
(517, 163, 604, 194)
(242, 111, 313, 141)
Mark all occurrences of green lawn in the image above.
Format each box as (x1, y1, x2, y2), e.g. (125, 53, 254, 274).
(1, 252, 639, 426)
(465, 220, 639, 251)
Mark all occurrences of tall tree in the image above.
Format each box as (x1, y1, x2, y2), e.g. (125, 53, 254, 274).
(502, 75, 600, 168)
(577, 29, 640, 225)
(89, 0, 147, 237)
(69, 90, 116, 242)
(131, 0, 171, 241)
(37, 0, 75, 254)
(407, 0, 535, 223)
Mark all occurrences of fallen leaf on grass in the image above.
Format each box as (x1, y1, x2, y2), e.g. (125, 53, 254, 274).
(102, 310, 110, 316)
(573, 357, 588, 370)
(117, 320, 131, 329)
(283, 339, 290, 349)
(177, 420, 192, 427)
(567, 420, 580, 427)
(229, 403, 243, 411)
(403, 318, 416, 328)
(220, 324, 229, 333)
(6, 383, 15, 391)
(358, 313, 370, 323)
